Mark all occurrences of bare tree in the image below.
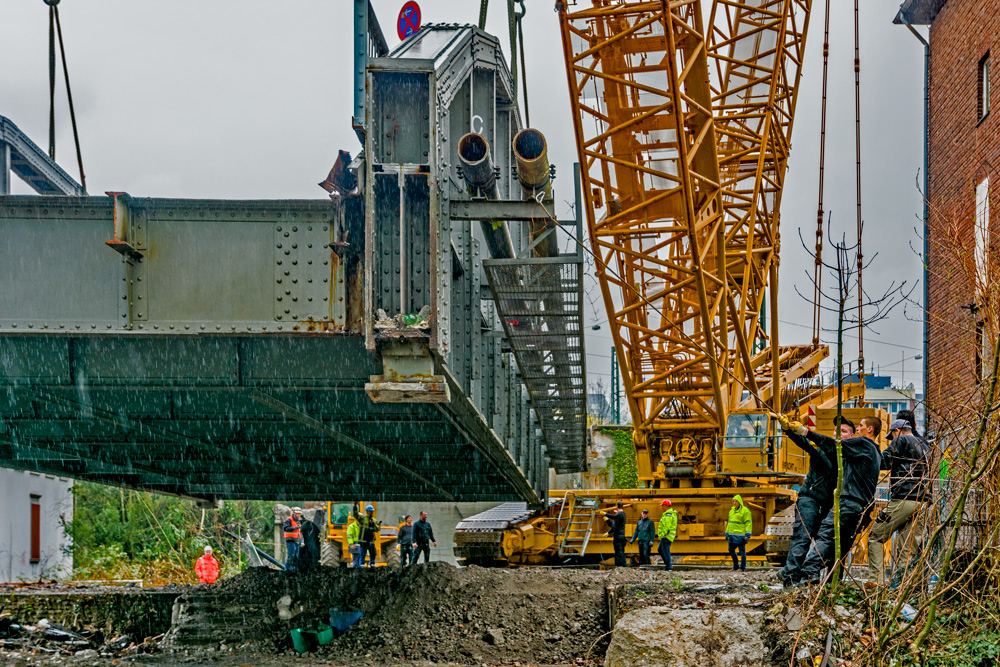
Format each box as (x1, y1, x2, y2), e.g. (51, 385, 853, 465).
(864, 169, 1000, 659)
(796, 217, 914, 591)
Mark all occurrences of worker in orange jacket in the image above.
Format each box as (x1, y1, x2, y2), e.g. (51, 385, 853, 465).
(195, 546, 219, 584)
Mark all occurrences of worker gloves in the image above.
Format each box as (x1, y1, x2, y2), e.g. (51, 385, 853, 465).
(776, 414, 809, 437)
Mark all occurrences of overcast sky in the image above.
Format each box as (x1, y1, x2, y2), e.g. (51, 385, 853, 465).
(2, 0, 928, 398)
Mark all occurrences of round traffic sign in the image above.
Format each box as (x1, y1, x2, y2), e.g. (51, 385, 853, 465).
(397, 1, 422, 41)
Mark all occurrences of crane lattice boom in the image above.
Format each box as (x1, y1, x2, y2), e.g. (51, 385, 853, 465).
(558, 0, 825, 466)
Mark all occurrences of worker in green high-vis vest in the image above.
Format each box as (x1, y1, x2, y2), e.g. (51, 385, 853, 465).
(657, 499, 678, 571)
(725, 495, 752, 572)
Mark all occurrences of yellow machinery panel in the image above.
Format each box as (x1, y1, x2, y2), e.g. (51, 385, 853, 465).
(325, 501, 401, 568)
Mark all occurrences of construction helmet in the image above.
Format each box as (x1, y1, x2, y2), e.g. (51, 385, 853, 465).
(660, 499, 672, 507)
(292, 506, 303, 513)
(365, 504, 375, 512)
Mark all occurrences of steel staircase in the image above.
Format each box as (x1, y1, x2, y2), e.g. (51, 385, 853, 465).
(557, 493, 598, 557)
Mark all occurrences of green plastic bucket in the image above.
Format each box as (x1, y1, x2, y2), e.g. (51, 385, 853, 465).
(290, 628, 319, 654)
(316, 622, 335, 645)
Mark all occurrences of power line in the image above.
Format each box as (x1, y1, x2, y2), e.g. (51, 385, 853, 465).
(586, 316, 923, 353)
(777, 318, 923, 352)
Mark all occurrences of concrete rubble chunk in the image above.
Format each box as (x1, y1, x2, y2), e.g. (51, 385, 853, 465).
(785, 610, 805, 632)
(604, 606, 764, 667)
(483, 628, 505, 646)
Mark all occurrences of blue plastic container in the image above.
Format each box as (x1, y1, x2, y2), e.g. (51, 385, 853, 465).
(329, 606, 364, 636)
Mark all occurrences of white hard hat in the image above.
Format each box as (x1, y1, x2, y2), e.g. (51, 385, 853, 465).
(292, 506, 303, 513)
(204, 546, 213, 553)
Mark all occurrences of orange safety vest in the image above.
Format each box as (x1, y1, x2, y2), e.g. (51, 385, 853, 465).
(195, 555, 219, 583)
(284, 516, 302, 540)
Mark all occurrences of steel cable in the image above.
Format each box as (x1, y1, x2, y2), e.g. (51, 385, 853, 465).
(812, 0, 832, 347)
(515, 0, 529, 127)
(44, 0, 86, 190)
(48, 3, 56, 160)
(54, 3, 86, 191)
(854, 0, 865, 391)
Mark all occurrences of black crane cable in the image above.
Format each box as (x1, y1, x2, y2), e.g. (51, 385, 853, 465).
(854, 0, 865, 392)
(515, 0, 529, 127)
(48, 2, 56, 159)
(476, 0, 531, 128)
(812, 0, 832, 347)
(45, 0, 86, 191)
(507, 0, 518, 103)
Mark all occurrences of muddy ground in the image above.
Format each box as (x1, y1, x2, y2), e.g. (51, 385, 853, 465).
(0, 565, 784, 667)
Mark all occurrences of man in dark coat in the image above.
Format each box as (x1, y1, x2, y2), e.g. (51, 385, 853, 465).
(797, 415, 883, 583)
(411, 511, 437, 564)
(398, 515, 414, 567)
(605, 501, 627, 567)
(629, 509, 656, 565)
(779, 417, 853, 586)
(869, 418, 931, 585)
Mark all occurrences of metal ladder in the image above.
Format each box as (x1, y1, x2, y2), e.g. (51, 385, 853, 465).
(557, 493, 598, 557)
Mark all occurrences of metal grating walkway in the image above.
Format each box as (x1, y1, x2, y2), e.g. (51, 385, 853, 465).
(484, 254, 587, 472)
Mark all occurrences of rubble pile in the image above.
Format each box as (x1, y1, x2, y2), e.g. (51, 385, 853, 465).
(187, 562, 611, 664)
(0, 613, 161, 659)
(0, 566, 892, 666)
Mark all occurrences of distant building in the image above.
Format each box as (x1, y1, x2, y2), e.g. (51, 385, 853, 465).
(860, 387, 917, 417)
(843, 375, 917, 416)
(0, 469, 73, 582)
(895, 0, 999, 432)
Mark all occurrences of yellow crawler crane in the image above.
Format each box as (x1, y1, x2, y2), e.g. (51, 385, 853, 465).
(455, 0, 886, 566)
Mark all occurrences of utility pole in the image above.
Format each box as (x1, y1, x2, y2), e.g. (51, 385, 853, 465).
(610, 347, 620, 423)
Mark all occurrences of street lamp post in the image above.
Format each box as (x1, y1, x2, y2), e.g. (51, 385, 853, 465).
(902, 352, 923, 389)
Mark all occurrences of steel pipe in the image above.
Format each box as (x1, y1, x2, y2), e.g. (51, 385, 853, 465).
(513, 128, 551, 198)
(458, 132, 513, 259)
(513, 128, 557, 258)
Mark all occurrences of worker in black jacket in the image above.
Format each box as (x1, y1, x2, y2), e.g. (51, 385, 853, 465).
(397, 515, 414, 567)
(793, 415, 882, 584)
(605, 500, 627, 567)
(629, 509, 656, 565)
(868, 419, 931, 585)
(411, 511, 437, 564)
(352, 503, 381, 568)
(779, 417, 854, 586)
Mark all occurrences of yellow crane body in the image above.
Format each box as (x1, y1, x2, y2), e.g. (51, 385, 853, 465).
(454, 0, 891, 566)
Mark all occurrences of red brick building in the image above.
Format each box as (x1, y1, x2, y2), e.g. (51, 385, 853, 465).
(896, 0, 1000, 434)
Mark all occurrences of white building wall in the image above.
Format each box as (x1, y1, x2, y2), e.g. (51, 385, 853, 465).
(0, 468, 73, 582)
(378, 501, 498, 565)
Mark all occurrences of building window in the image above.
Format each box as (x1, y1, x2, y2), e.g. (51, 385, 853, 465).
(978, 53, 990, 122)
(30, 495, 41, 563)
(976, 178, 990, 296)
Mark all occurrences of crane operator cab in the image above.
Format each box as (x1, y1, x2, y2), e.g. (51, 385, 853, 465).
(719, 411, 808, 478)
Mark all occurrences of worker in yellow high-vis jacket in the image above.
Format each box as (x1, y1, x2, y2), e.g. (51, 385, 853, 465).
(725, 495, 752, 572)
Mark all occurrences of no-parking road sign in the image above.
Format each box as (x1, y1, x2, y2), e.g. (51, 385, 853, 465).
(397, 1, 422, 41)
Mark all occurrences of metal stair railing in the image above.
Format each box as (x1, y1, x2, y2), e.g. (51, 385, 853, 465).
(558, 494, 597, 557)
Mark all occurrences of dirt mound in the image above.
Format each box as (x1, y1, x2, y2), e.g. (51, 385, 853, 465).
(197, 563, 610, 663)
